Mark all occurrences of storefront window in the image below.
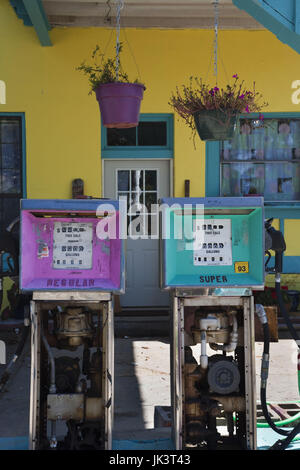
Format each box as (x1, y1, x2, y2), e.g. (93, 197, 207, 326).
(0, 117, 23, 230)
(220, 118, 300, 201)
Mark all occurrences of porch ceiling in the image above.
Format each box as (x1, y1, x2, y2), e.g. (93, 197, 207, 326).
(41, 0, 263, 29)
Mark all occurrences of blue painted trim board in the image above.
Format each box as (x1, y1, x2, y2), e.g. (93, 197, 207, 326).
(10, 0, 52, 46)
(232, 0, 300, 54)
(20, 198, 121, 211)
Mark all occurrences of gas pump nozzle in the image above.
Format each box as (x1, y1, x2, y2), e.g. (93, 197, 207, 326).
(265, 218, 286, 274)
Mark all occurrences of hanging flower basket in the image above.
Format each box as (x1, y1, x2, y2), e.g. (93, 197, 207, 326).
(77, 43, 145, 129)
(193, 109, 237, 141)
(169, 75, 268, 144)
(95, 82, 145, 128)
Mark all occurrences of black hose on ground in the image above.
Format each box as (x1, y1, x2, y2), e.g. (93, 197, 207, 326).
(265, 279, 300, 449)
(258, 278, 300, 449)
(268, 422, 300, 450)
(257, 305, 290, 437)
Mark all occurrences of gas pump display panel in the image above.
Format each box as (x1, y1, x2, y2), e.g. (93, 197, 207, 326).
(160, 197, 265, 289)
(20, 199, 125, 292)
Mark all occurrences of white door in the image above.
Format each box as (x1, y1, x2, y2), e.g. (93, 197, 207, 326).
(103, 160, 171, 308)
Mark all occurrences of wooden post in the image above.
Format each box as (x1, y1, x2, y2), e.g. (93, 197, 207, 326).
(184, 180, 190, 197)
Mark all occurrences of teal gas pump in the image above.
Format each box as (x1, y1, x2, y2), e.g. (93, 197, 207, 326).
(159, 196, 299, 450)
(160, 197, 264, 450)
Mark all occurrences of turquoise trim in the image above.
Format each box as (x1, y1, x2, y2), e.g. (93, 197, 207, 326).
(295, 1, 300, 34)
(205, 141, 221, 197)
(283, 256, 300, 273)
(232, 0, 300, 54)
(10, 0, 32, 26)
(21, 114, 27, 198)
(0, 112, 26, 198)
(101, 113, 174, 159)
(10, 0, 52, 47)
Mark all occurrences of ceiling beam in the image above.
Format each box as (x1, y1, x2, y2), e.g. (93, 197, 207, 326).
(47, 14, 262, 29)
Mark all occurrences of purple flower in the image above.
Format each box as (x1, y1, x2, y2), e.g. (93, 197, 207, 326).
(214, 86, 219, 92)
(239, 94, 245, 99)
(232, 74, 238, 78)
(245, 105, 250, 113)
(209, 89, 215, 96)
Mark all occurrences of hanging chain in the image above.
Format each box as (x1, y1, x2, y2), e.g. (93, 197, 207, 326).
(116, 0, 125, 81)
(213, 0, 219, 82)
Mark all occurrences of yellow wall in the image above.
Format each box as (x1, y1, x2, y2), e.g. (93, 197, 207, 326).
(2, 2, 300, 282)
(2, 2, 300, 201)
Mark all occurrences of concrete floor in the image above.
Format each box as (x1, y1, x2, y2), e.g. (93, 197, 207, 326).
(0, 327, 299, 442)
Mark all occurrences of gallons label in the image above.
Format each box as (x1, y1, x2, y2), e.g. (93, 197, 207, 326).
(52, 222, 93, 270)
(193, 218, 232, 266)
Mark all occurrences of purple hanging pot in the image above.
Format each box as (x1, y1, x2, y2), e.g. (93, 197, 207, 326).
(95, 82, 145, 129)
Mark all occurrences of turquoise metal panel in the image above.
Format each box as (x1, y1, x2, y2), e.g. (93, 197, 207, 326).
(21, 113, 27, 198)
(10, 0, 32, 26)
(233, 0, 300, 54)
(101, 113, 174, 159)
(160, 197, 265, 289)
(205, 141, 221, 197)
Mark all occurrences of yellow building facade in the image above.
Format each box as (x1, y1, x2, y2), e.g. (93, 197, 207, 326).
(2, 1, 300, 313)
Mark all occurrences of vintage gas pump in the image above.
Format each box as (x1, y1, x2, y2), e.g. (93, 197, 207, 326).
(160, 197, 265, 450)
(20, 199, 125, 450)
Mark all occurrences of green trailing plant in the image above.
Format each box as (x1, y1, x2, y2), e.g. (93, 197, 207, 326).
(77, 43, 143, 95)
(169, 74, 268, 141)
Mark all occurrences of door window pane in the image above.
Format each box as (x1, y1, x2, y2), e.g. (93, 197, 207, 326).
(145, 193, 158, 212)
(0, 120, 20, 143)
(138, 121, 167, 146)
(107, 121, 168, 147)
(131, 170, 144, 191)
(0, 197, 20, 232)
(145, 170, 157, 190)
(1, 169, 20, 193)
(117, 170, 130, 191)
(107, 127, 136, 146)
(2, 143, 21, 168)
(117, 168, 158, 236)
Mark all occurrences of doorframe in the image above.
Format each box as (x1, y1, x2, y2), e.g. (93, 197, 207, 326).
(101, 158, 174, 200)
(102, 158, 173, 310)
